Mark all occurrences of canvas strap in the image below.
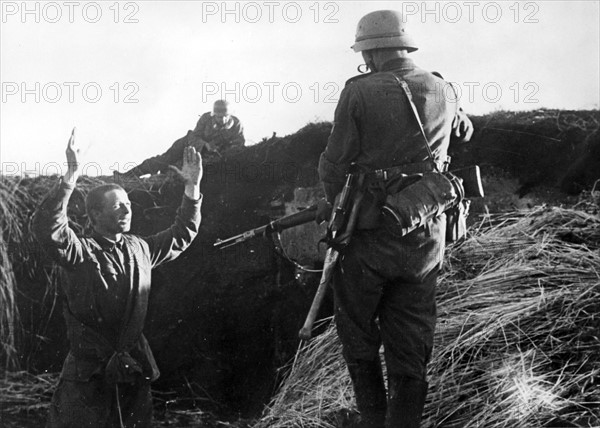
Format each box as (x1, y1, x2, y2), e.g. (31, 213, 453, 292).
(391, 74, 439, 172)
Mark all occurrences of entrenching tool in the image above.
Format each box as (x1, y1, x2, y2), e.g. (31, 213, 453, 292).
(298, 170, 364, 340)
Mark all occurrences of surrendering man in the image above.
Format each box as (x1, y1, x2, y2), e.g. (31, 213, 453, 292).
(317, 10, 473, 428)
(123, 99, 245, 177)
(33, 128, 203, 427)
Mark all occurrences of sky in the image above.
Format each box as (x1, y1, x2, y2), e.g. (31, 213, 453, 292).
(1, 1, 599, 176)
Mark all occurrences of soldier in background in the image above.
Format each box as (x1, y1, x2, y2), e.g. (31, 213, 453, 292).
(191, 99, 245, 153)
(318, 10, 473, 428)
(123, 99, 244, 177)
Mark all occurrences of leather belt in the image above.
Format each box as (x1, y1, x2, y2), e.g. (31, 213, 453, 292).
(366, 156, 451, 182)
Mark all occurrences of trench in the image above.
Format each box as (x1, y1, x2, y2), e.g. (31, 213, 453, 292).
(7, 110, 599, 424)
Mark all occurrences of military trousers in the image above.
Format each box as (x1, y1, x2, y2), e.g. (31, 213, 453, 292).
(332, 215, 446, 380)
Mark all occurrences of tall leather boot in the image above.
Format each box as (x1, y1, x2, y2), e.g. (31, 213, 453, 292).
(385, 375, 428, 428)
(346, 359, 387, 428)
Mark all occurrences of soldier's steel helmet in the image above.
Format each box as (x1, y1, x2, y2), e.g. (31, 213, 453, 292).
(351, 10, 418, 53)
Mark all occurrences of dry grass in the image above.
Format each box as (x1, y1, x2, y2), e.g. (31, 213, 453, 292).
(0, 175, 107, 370)
(427, 206, 600, 428)
(0, 178, 30, 370)
(254, 319, 355, 428)
(0, 370, 57, 414)
(256, 204, 600, 428)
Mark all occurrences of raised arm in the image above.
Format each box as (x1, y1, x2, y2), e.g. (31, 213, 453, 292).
(144, 146, 203, 267)
(32, 128, 85, 267)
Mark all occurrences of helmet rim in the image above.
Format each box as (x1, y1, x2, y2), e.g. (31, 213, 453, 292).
(352, 10, 418, 53)
(351, 34, 418, 53)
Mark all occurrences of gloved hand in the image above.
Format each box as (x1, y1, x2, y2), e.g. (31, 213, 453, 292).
(452, 108, 474, 143)
(315, 199, 333, 225)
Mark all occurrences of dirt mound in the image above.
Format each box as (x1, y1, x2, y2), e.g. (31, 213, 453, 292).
(457, 109, 600, 195)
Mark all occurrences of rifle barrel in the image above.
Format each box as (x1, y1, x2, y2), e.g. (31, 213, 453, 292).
(214, 225, 269, 249)
(271, 204, 317, 231)
(214, 204, 318, 249)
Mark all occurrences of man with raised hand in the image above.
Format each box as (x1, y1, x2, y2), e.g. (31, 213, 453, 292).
(33, 128, 203, 427)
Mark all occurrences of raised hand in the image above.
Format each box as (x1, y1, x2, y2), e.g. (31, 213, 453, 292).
(169, 146, 202, 199)
(64, 128, 80, 185)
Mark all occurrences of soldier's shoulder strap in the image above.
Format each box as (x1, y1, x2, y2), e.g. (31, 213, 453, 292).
(431, 71, 459, 102)
(345, 72, 373, 86)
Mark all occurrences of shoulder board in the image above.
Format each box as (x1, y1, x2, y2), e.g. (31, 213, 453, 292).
(345, 72, 372, 86)
(431, 71, 460, 101)
(431, 71, 444, 80)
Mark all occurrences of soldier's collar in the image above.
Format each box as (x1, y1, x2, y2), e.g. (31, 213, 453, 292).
(380, 57, 415, 72)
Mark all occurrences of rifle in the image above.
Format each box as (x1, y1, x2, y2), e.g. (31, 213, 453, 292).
(213, 166, 483, 250)
(214, 204, 318, 249)
(212, 170, 364, 341)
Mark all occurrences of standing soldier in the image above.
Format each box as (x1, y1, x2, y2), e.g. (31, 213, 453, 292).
(318, 10, 473, 428)
(33, 129, 203, 427)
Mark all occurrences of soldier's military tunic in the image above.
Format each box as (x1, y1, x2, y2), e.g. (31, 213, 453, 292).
(318, 57, 459, 380)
